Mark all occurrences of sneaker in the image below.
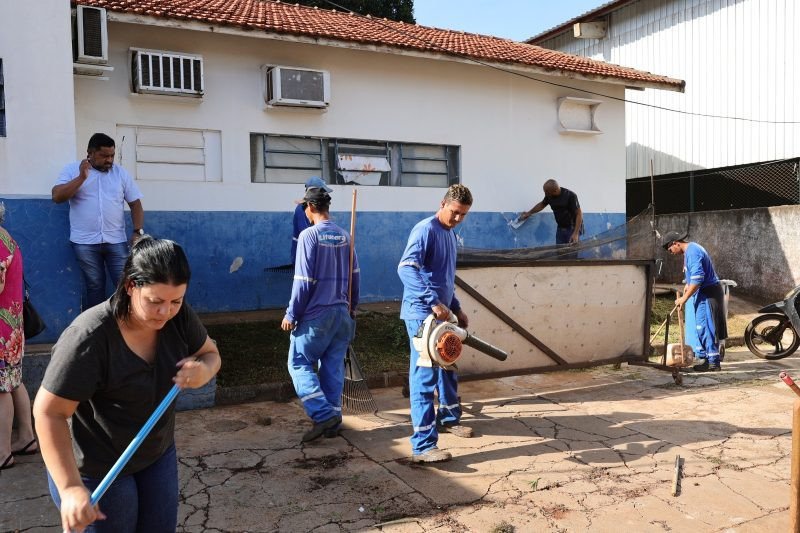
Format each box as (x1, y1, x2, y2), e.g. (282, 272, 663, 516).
(302, 415, 342, 442)
(437, 424, 474, 438)
(411, 448, 452, 464)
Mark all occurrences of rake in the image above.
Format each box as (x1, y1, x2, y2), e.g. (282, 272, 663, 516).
(342, 189, 378, 414)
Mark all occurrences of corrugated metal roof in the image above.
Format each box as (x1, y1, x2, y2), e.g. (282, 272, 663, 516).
(73, 0, 683, 91)
(526, 0, 638, 44)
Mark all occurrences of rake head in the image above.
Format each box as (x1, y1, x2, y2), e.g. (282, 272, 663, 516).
(342, 346, 378, 414)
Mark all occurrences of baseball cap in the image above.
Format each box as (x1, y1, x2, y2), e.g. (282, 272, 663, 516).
(305, 176, 333, 193)
(660, 230, 685, 250)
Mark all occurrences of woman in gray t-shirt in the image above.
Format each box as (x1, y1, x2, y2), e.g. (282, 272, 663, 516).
(34, 237, 221, 533)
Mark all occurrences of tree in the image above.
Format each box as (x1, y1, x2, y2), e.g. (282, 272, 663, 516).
(296, 0, 415, 24)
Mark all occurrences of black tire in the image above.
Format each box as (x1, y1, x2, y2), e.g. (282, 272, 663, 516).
(744, 314, 800, 360)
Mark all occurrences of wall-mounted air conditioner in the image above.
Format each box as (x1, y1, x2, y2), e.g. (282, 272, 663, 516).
(264, 66, 330, 108)
(75, 5, 108, 64)
(131, 49, 204, 97)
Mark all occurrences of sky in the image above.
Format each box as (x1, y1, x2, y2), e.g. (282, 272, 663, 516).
(413, 0, 607, 42)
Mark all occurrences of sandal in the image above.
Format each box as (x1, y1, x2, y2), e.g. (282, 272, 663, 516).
(0, 454, 14, 470)
(12, 439, 39, 456)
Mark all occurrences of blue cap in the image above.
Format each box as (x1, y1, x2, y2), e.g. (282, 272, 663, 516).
(305, 176, 332, 193)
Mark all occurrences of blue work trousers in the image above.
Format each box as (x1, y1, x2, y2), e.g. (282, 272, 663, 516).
(405, 319, 461, 455)
(72, 241, 129, 309)
(47, 443, 178, 533)
(288, 306, 354, 423)
(685, 291, 719, 360)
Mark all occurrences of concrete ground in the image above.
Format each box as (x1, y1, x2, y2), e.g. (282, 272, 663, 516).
(4, 345, 800, 533)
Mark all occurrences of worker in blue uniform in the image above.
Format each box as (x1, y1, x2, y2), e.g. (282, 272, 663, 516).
(283, 187, 359, 441)
(662, 231, 728, 371)
(397, 184, 474, 464)
(291, 176, 332, 265)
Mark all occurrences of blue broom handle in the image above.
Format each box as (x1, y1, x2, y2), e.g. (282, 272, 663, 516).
(90, 384, 181, 506)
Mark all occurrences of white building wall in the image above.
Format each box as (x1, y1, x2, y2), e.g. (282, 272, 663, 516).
(0, 0, 77, 195)
(537, 0, 799, 179)
(71, 21, 627, 215)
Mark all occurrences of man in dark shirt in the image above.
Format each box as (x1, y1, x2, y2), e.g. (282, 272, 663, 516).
(519, 179, 583, 245)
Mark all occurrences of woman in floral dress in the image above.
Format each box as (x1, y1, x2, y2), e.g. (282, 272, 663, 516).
(0, 202, 38, 470)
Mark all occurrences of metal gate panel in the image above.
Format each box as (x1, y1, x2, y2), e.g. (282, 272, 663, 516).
(453, 260, 653, 376)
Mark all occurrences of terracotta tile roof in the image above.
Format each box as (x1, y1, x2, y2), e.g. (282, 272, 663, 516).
(73, 0, 684, 91)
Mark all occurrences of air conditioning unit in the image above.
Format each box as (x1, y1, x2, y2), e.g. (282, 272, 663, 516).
(74, 5, 108, 64)
(264, 66, 330, 108)
(131, 49, 204, 97)
(73, 62, 114, 80)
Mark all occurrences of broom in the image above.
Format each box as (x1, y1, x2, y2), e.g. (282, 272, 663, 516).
(342, 189, 378, 414)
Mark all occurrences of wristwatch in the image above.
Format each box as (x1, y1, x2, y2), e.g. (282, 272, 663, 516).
(133, 228, 145, 236)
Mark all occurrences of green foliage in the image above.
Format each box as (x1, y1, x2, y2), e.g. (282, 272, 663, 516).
(206, 309, 409, 388)
(529, 477, 541, 491)
(295, 0, 415, 23)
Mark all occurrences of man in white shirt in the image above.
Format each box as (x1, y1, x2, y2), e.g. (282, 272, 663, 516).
(53, 133, 144, 309)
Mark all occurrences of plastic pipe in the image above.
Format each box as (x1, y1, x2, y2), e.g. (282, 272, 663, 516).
(90, 384, 181, 506)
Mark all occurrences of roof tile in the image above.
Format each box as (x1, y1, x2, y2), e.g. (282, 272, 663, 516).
(73, 0, 683, 89)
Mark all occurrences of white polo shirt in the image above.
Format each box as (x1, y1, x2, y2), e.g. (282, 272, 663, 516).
(56, 161, 143, 245)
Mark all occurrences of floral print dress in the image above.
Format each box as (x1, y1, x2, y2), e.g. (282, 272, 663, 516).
(0, 227, 24, 392)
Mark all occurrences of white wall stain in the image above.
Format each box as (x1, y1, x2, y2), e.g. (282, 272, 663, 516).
(229, 256, 244, 273)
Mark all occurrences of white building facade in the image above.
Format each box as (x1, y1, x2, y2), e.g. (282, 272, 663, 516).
(531, 0, 799, 179)
(0, 0, 680, 341)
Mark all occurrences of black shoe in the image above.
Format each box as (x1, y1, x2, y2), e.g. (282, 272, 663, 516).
(323, 426, 340, 438)
(302, 415, 342, 442)
(692, 359, 709, 372)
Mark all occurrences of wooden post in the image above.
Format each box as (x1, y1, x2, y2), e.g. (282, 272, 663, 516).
(791, 399, 800, 532)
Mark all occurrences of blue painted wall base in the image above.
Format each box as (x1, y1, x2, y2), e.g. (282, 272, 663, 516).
(3, 198, 624, 343)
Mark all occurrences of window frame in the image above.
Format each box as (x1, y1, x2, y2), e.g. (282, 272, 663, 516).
(250, 133, 460, 188)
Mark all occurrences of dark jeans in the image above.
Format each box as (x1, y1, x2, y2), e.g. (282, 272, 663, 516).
(47, 443, 178, 533)
(71, 242, 129, 308)
(555, 226, 574, 245)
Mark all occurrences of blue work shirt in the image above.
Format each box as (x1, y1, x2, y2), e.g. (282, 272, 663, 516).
(397, 215, 461, 320)
(684, 242, 719, 289)
(291, 203, 311, 264)
(56, 161, 142, 245)
(285, 220, 360, 324)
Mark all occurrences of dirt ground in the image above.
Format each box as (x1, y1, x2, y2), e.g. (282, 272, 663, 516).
(4, 345, 800, 532)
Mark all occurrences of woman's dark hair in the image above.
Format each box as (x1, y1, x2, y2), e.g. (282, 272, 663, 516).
(111, 236, 191, 320)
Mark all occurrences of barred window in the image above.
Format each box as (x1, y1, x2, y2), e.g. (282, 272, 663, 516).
(250, 133, 459, 187)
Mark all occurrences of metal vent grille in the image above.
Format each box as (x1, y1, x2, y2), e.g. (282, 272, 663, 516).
(81, 8, 104, 58)
(627, 158, 800, 216)
(133, 51, 203, 96)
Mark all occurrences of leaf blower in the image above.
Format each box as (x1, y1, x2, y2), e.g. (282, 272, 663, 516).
(413, 313, 508, 368)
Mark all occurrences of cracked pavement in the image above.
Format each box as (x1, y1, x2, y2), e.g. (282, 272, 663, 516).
(2, 346, 799, 532)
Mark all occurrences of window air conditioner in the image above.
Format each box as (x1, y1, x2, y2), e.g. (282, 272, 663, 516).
(75, 5, 108, 64)
(264, 66, 330, 108)
(131, 50, 204, 97)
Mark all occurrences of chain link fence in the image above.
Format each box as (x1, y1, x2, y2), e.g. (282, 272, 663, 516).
(627, 158, 800, 217)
